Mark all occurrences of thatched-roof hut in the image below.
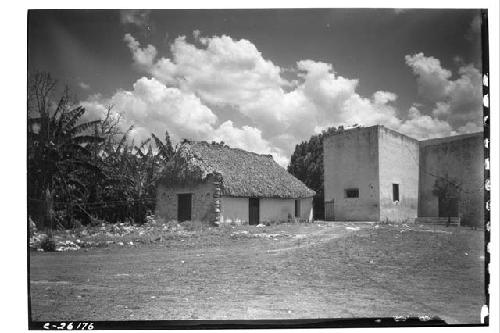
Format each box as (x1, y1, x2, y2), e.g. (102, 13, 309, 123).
(156, 141, 315, 225)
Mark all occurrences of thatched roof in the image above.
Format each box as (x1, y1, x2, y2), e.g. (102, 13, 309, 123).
(162, 141, 315, 199)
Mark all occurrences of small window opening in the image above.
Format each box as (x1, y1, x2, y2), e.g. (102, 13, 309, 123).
(345, 188, 359, 198)
(295, 199, 301, 217)
(392, 184, 400, 202)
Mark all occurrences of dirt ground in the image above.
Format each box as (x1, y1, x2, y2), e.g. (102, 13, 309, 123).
(29, 222, 486, 324)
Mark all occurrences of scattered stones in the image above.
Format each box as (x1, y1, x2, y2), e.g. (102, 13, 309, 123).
(55, 240, 80, 252)
(230, 230, 249, 237)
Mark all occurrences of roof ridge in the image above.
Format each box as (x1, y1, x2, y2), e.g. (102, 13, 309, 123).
(186, 140, 274, 158)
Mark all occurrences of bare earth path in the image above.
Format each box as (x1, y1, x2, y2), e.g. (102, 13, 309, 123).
(29, 222, 485, 324)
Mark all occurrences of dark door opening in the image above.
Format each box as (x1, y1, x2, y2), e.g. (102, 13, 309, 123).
(438, 196, 459, 217)
(177, 193, 192, 222)
(294, 199, 301, 218)
(249, 198, 260, 225)
(325, 200, 335, 221)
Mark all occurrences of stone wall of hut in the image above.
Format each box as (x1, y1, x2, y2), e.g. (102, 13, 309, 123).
(155, 177, 216, 223)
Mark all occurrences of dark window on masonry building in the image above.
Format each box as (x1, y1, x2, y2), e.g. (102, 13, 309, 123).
(393, 184, 400, 202)
(345, 188, 359, 198)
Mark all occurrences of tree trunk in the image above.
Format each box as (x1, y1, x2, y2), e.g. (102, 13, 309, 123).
(43, 188, 55, 236)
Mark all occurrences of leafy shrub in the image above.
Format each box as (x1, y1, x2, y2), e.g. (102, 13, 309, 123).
(29, 217, 37, 237)
(40, 237, 56, 252)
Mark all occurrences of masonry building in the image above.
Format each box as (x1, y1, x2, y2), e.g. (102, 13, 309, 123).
(323, 125, 484, 226)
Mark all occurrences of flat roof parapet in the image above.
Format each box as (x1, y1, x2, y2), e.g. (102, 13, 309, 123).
(419, 132, 483, 147)
(323, 125, 418, 143)
(322, 124, 483, 146)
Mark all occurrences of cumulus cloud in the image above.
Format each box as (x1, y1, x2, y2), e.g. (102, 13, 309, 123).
(124, 34, 157, 70)
(393, 8, 410, 14)
(406, 52, 482, 128)
(398, 106, 455, 140)
(140, 34, 413, 158)
(405, 53, 452, 102)
(78, 82, 90, 90)
(81, 77, 276, 162)
(120, 10, 151, 27)
(82, 33, 483, 167)
(456, 121, 483, 134)
(465, 14, 481, 41)
(150, 34, 286, 106)
(83, 77, 216, 143)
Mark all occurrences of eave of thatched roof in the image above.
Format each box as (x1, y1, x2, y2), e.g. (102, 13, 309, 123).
(161, 141, 315, 199)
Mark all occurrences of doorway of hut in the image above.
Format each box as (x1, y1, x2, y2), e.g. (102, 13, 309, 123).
(177, 193, 192, 222)
(249, 198, 260, 225)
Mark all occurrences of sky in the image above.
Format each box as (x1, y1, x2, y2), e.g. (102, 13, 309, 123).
(28, 9, 484, 166)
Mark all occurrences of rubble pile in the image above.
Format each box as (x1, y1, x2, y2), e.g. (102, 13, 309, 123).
(230, 230, 291, 240)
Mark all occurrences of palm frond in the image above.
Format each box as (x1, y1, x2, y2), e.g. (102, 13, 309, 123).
(69, 120, 102, 136)
(63, 107, 86, 132)
(72, 135, 105, 146)
(117, 125, 134, 153)
(60, 143, 92, 157)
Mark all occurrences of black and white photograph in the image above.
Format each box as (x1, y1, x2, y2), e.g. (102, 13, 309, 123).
(19, 1, 498, 330)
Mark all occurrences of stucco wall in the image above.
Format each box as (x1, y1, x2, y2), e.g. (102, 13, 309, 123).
(155, 178, 216, 222)
(219, 196, 314, 224)
(299, 197, 314, 222)
(418, 133, 484, 226)
(323, 126, 380, 221)
(219, 196, 249, 224)
(378, 127, 419, 222)
(260, 198, 294, 222)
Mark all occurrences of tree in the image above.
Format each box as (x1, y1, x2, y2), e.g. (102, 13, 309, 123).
(28, 72, 104, 230)
(288, 126, 339, 220)
(432, 174, 461, 227)
(95, 128, 176, 223)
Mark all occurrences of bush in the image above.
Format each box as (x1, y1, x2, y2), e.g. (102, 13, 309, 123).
(29, 217, 37, 237)
(40, 237, 56, 252)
